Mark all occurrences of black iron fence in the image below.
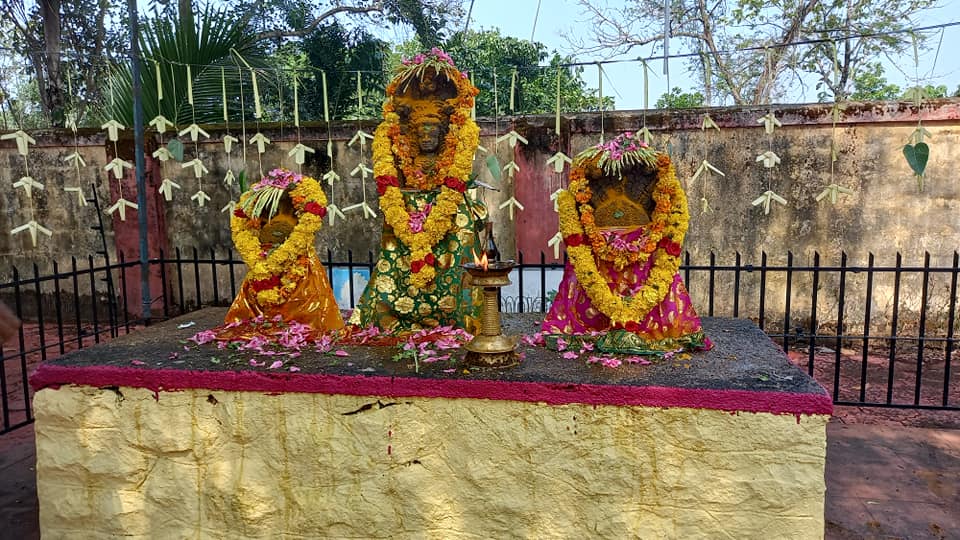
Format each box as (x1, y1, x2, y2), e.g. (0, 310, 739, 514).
(2, 248, 958, 434)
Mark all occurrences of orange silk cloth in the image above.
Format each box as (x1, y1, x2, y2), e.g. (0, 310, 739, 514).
(224, 256, 344, 333)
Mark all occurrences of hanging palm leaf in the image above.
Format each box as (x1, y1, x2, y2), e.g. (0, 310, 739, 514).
(104, 5, 272, 126)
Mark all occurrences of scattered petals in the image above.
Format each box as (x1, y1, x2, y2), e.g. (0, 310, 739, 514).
(188, 330, 216, 345)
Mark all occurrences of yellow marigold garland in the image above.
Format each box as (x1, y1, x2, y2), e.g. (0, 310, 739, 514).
(558, 153, 689, 324)
(231, 173, 328, 307)
(372, 49, 480, 289)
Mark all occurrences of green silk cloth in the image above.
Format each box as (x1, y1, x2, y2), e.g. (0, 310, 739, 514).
(349, 190, 483, 333)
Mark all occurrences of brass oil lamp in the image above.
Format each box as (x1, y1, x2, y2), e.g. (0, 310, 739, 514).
(462, 252, 519, 368)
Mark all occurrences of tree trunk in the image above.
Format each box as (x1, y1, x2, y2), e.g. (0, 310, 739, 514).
(40, 0, 65, 125)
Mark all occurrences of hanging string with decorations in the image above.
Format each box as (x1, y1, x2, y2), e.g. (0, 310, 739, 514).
(3, 115, 50, 246)
(320, 72, 345, 226)
(545, 66, 571, 258)
(495, 67, 526, 221)
(220, 66, 240, 214)
(597, 62, 605, 143)
(151, 60, 180, 202)
(690, 113, 724, 214)
(902, 32, 932, 192)
(343, 71, 376, 219)
(246, 64, 270, 179)
(817, 42, 854, 205)
(236, 65, 249, 179)
(637, 60, 653, 144)
(63, 63, 88, 207)
(102, 74, 137, 221)
(470, 72, 488, 167)
(287, 71, 315, 173)
(751, 48, 787, 216)
(179, 65, 211, 207)
(751, 108, 786, 214)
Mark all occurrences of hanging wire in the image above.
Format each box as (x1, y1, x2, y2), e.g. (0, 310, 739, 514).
(2, 20, 957, 74)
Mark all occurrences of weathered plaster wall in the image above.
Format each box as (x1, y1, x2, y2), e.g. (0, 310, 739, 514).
(34, 385, 829, 539)
(3, 100, 958, 325)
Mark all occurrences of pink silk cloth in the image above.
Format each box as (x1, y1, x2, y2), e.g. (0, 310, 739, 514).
(542, 226, 711, 352)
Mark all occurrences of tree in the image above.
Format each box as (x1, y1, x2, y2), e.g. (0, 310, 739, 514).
(568, 0, 937, 105)
(655, 87, 706, 109)
(901, 84, 948, 100)
(2, 0, 122, 126)
(442, 29, 613, 117)
(848, 62, 901, 101)
(245, 0, 463, 48)
(298, 22, 391, 120)
(1, 0, 461, 127)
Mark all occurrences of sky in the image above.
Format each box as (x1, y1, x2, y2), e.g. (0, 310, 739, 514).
(458, 0, 960, 109)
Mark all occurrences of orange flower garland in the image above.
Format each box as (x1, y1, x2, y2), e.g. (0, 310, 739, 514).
(568, 156, 673, 271)
(557, 140, 689, 324)
(231, 170, 328, 306)
(372, 48, 480, 289)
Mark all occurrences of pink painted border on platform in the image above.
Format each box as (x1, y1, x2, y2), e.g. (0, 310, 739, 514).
(30, 364, 833, 416)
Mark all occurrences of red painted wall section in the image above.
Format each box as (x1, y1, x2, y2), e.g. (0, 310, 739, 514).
(514, 144, 567, 264)
(106, 139, 169, 318)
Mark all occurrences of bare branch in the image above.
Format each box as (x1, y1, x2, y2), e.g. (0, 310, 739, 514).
(256, 2, 384, 41)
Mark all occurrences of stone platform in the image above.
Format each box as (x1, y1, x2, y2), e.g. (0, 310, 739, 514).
(31, 309, 831, 539)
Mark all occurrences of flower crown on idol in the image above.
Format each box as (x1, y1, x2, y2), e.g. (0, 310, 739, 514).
(241, 168, 304, 221)
(575, 132, 661, 177)
(387, 47, 475, 105)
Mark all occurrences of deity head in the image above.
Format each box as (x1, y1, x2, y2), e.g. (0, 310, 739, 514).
(588, 162, 658, 229)
(379, 48, 479, 189)
(393, 71, 457, 157)
(237, 168, 305, 246)
(258, 193, 297, 245)
(575, 133, 661, 230)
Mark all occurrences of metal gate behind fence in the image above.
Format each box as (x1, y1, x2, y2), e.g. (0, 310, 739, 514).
(2, 248, 957, 434)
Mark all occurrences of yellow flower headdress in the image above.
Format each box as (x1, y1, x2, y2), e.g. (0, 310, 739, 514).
(558, 135, 689, 324)
(373, 48, 479, 289)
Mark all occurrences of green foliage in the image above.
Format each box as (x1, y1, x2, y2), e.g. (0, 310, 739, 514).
(3, 0, 126, 125)
(442, 29, 613, 117)
(298, 22, 390, 120)
(849, 62, 901, 101)
(106, 5, 270, 126)
(655, 87, 706, 109)
(902, 84, 948, 100)
(241, 0, 458, 49)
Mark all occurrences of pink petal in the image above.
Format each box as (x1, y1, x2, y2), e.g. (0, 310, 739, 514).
(131, 360, 146, 365)
(268, 360, 284, 370)
(334, 350, 350, 357)
(289, 366, 301, 372)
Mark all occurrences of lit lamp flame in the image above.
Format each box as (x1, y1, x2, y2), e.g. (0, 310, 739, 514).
(472, 249, 490, 272)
